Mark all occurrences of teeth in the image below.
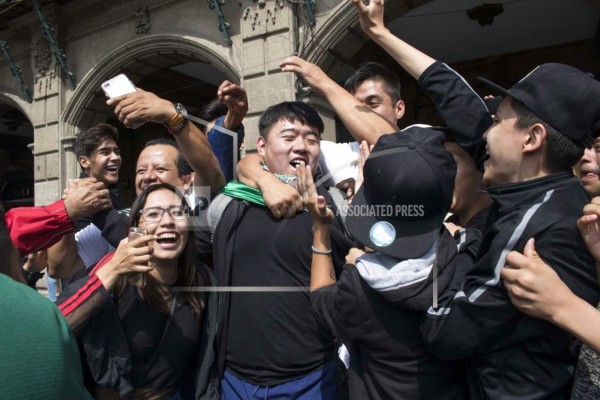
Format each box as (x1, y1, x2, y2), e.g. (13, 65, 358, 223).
(158, 233, 177, 240)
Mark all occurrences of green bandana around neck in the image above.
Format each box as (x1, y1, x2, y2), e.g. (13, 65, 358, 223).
(221, 181, 266, 206)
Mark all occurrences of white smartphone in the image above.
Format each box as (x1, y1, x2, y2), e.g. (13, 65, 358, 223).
(101, 74, 137, 98)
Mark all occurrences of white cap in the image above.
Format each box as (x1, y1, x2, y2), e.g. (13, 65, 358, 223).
(319, 141, 360, 185)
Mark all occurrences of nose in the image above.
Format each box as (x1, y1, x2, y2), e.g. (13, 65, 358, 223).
(292, 135, 307, 153)
(110, 151, 122, 163)
(143, 169, 158, 184)
(580, 148, 594, 164)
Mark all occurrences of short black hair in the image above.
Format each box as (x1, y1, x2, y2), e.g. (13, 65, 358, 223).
(344, 62, 402, 104)
(143, 138, 193, 176)
(511, 97, 584, 173)
(258, 101, 324, 139)
(74, 123, 119, 159)
(198, 99, 228, 133)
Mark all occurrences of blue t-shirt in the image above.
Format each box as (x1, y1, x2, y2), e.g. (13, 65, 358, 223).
(206, 116, 245, 182)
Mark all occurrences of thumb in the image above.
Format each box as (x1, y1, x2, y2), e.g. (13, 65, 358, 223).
(523, 238, 538, 259)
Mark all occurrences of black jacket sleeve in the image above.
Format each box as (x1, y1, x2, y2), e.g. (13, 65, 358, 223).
(421, 220, 598, 360)
(419, 61, 493, 168)
(92, 207, 129, 248)
(310, 265, 369, 341)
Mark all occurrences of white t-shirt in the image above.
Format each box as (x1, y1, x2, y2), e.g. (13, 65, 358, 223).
(75, 224, 115, 268)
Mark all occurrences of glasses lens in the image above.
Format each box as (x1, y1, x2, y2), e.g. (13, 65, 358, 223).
(169, 206, 189, 219)
(142, 207, 163, 222)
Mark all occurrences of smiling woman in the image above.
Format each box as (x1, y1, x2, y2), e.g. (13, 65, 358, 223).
(56, 183, 214, 400)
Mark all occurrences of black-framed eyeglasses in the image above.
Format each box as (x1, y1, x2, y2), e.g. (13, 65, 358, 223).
(138, 206, 190, 223)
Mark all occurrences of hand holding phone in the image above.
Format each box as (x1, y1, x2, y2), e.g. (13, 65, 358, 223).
(101, 74, 137, 99)
(128, 227, 148, 287)
(101, 74, 146, 129)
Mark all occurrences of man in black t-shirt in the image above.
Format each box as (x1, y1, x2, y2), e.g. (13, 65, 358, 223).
(201, 102, 354, 399)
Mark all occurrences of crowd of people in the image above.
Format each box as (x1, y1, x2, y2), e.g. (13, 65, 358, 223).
(2, 0, 600, 399)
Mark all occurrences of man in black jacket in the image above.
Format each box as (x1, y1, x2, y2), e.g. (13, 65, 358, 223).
(355, 0, 600, 398)
(307, 127, 474, 399)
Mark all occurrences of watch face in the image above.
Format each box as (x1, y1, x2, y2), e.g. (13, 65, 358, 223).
(175, 103, 188, 117)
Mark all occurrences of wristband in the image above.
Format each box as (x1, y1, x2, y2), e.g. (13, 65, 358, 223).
(311, 245, 332, 255)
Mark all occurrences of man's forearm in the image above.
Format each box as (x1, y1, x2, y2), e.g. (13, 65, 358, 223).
(365, 27, 436, 81)
(237, 153, 269, 189)
(6, 200, 74, 254)
(311, 224, 336, 291)
(320, 81, 398, 145)
(174, 122, 226, 194)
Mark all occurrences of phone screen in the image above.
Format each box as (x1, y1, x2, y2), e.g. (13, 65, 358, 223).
(101, 74, 137, 99)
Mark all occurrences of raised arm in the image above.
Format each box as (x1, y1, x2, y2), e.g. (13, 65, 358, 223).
(6, 179, 110, 255)
(279, 56, 397, 144)
(109, 90, 226, 194)
(353, 0, 435, 80)
(297, 161, 336, 291)
(218, 80, 248, 131)
(353, 0, 491, 159)
(58, 235, 154, 336)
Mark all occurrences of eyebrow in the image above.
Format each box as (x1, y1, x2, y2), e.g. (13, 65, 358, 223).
(279, 127, 319, 137)
(96, 145, 119, 151)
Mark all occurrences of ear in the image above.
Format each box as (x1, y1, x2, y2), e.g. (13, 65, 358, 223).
(182, 173, 193, 188)
(394, 99, 406, 121)
(523, 123, 547, 154)
(256, 136, 267, 157)
(78, 156, 90, 169)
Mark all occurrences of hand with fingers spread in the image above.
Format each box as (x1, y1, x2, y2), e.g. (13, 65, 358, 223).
(95, 235, 156, 290)
(352, 0, 387, 38)
(63, 178, 112, 221)
(297, 161, 334, 227)
(299, 160, 338, 291)
(107, 89, 174, 129)
(577, 196, 600, 262)
(279, 56, 334, 97)
(501, 238, 572, 322)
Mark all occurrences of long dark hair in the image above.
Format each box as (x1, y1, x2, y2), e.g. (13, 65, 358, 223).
(114, 183, 205, 319)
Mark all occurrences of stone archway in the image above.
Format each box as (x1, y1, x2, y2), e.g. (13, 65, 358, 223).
(62, 34, 240, 135)
(0, 92, 34, 209)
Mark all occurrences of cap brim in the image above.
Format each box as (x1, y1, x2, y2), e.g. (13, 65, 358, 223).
(345, 186, 445, 260)
(477, 76, 511, 98)
(484, 95, 503, 115)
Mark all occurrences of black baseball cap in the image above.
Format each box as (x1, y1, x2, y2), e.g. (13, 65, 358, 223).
(345, 126, 456, 260)
(478, 63, 600, 148)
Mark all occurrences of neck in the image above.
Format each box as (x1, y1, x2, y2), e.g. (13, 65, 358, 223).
(149, 260, 179, 285)
(458, 192, 492, 226)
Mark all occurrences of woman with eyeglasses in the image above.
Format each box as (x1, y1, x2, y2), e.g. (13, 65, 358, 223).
(57, 183, 214, 400)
